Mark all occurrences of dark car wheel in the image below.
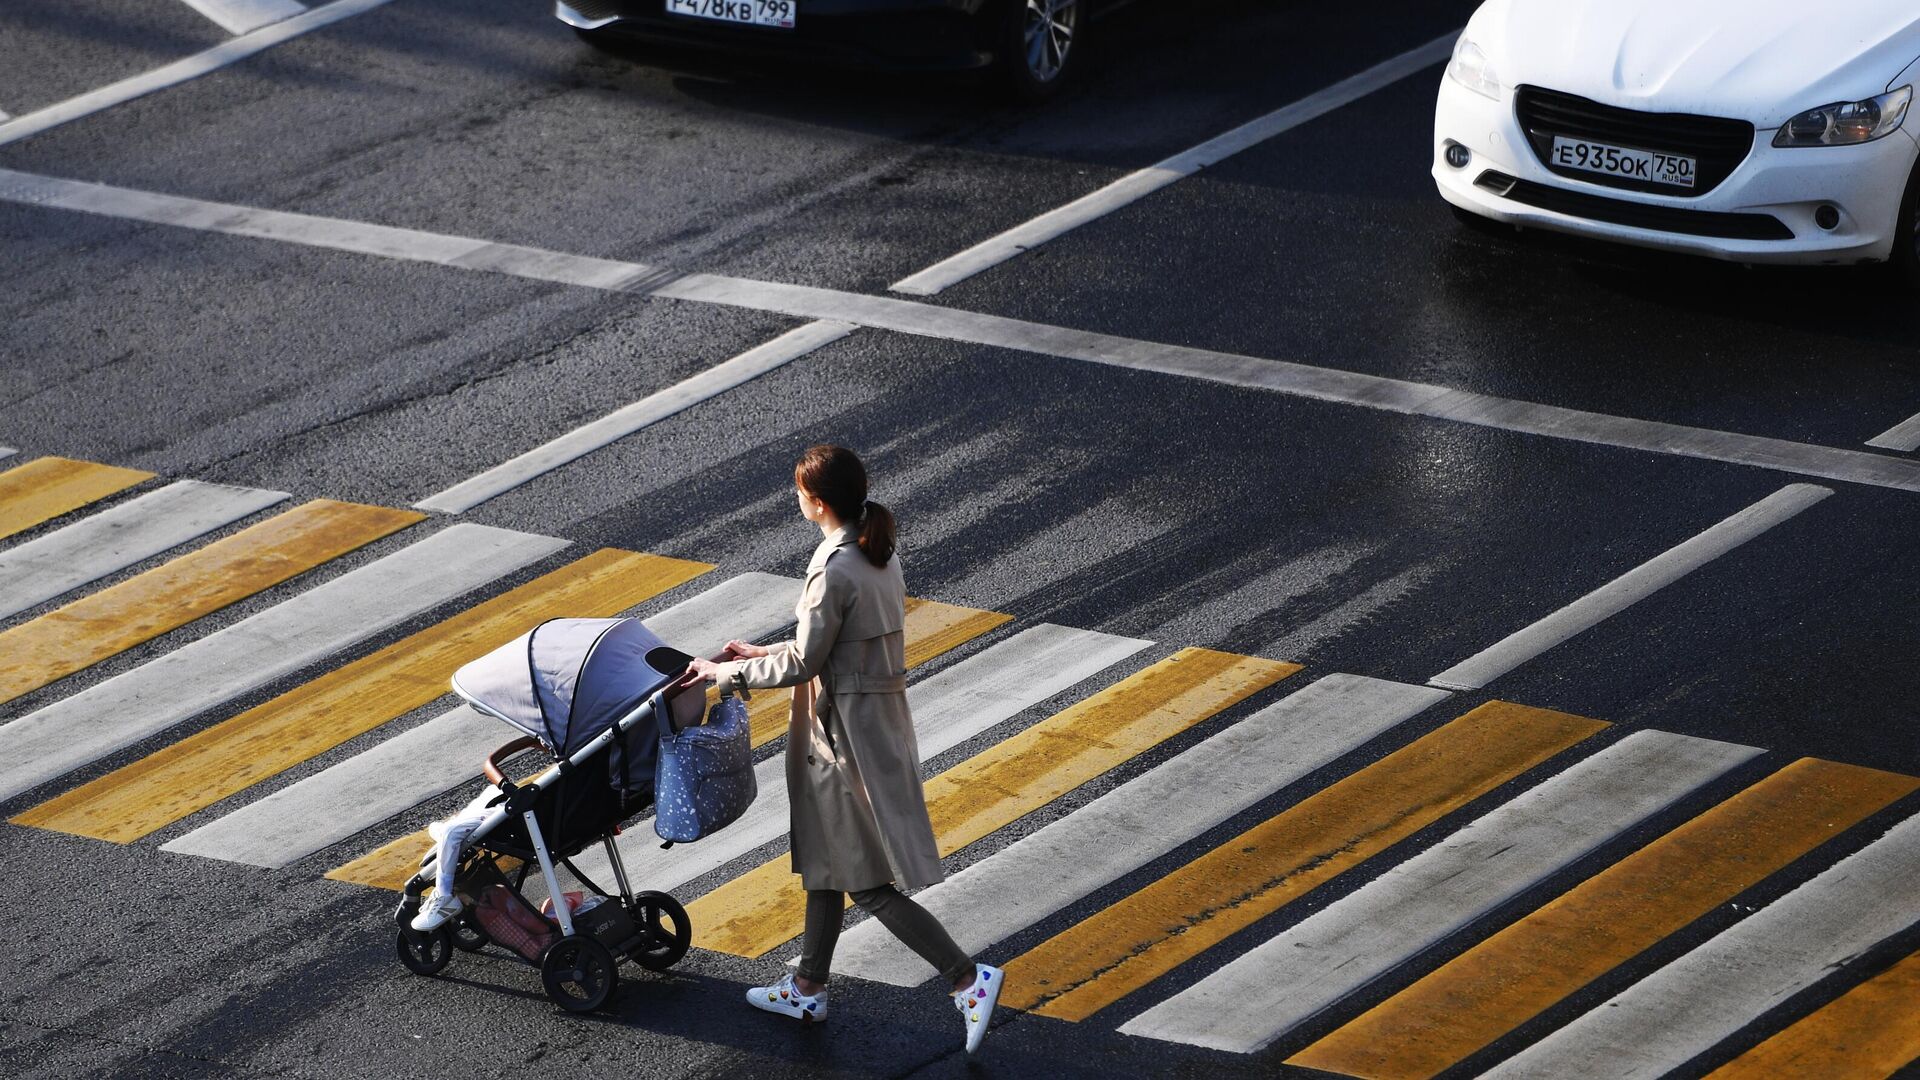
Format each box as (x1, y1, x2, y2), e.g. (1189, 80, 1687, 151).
(996, 0, 1084, 103)
(1890, 157, 1920, 291)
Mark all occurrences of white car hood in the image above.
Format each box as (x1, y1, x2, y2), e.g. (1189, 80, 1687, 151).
(1471, 0, 1920, 127)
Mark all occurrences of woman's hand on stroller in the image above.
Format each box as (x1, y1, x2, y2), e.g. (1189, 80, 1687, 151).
(724, 639, 771, 659)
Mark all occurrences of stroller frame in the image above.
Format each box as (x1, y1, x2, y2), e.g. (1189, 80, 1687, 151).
(392, 631, 725, 1012)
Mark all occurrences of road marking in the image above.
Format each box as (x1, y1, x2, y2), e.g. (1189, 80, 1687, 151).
(828, 674, 1451, 987)
(1703, 948, 1920, 1080)
(178, 0, 308, 36)
(1866, 410, 1920, 452)
(0, 480, 288, 621)
(1291, 757, 1920, 1079)
(1004, 701, 1607, 1022)
(1119, 730, 1761, 1054)
(890, 32, 1459, 296)
(0, 523, 566, 803)
(540, 624, 1153, 901)
(0, 500, 420, 705)
(14, 550, 709, 843)
(0, 446, 14, 459)
(167, 571, 798, 869)
(1429, 484, 1832, 691)
(13, 172, 1920, 498)
(1486, 810, 1920, 1080)
(688, 649, 1300, 957)
(741, 597, 1012, 747)
(0, 457, 152, 542)
(0, 0, 395, 149)
(416, 321, 855, 513)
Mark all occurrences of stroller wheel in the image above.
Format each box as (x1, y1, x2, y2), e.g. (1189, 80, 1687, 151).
(396, 926, 453, 976)
(541, 936, 618, 1013)
(450, 913, 490, 953)
(626, 891, 692, 972)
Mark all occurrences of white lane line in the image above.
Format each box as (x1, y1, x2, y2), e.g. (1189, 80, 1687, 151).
(0, 480, 288, 621)
(0, 523, 565, 803)
(1487, 810, 1920, 1080)
(1120, 729, 1762, 1054)
(12, 171, 1920, 497)
(418, 33, 1456, 511)
(0, 446, 17, 461)
(1866, 410, 1920, 453)
(890, 31, 1459, 296)
(178, 0, 308, 36)
(159, 571, 802, 867)
(415, 321, 855, 514)
(1428, 484, 1832, 691)
(829, 674, 1452, 987)
(570, 623, 1154, 895)
(0, 0, 393, 149)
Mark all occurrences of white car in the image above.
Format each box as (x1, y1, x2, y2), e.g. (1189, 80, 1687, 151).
(1434, 0, 1920, 282)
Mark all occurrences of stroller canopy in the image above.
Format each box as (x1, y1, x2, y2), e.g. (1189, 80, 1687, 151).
(451, 618, 692, 757)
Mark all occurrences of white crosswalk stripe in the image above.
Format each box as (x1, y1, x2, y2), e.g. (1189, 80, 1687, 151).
(1485, 810, 1920, 1079)
(826, 674, 1450, 986)
(161, 573, 803, 867)
(178, 0, 307, 35)
(0, 480, 287, 621)
(0, 523, 565, 802)
(1118, 729, 1763, 1053)
(568, 623, 1153, 895)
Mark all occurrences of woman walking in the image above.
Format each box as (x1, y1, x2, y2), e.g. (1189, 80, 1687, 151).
(689, 444, 1002, 1054)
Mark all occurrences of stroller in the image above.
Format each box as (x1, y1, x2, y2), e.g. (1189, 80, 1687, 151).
(393, 616, 727, 1012)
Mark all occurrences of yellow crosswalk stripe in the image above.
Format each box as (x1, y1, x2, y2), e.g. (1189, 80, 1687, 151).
(1703, 948, 1920, 1080)
(328, 828, 438, 890)
(1288, 756, 1920, 1080)
(739, 598, 1012, 747)
(0, 500, 422, 705)
(997, 700, 1608, 1020)
(686, 647, 1300, 957)
(0, 457, 153, 541)
(13, 549, 712, 843)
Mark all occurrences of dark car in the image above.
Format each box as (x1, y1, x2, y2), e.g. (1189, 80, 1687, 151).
(557, 0, 1117, 101)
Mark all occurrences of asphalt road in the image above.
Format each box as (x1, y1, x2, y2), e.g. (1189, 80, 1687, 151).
(3, 1, 1919, 1077)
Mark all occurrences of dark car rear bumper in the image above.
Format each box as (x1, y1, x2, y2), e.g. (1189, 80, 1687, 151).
(557, 0, 997, 72)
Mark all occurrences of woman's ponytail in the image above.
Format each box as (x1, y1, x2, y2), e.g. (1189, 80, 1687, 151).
(794, 444, 897, 568)
(857, 499, 895, 568)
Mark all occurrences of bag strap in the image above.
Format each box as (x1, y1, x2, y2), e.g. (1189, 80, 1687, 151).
(653, 690, 674, 741)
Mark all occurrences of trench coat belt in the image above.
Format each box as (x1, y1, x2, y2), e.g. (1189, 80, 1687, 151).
(828, 672, 907, 695)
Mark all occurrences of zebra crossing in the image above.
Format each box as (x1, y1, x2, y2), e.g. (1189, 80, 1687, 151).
(0, 452, 1916, 1078)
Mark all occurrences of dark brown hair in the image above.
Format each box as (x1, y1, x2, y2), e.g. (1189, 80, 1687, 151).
(795, 444, 895, 568)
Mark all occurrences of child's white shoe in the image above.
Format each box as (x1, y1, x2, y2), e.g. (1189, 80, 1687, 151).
(953, 964, 1002, 1054)
(747, 973, 828, 1022)
(410, 889, 462, 931)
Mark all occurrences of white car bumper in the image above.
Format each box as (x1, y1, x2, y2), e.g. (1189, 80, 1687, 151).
(1433, 75, 1920, 265)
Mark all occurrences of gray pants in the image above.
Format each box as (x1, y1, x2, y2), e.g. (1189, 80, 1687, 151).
(797, 885, 972, 986)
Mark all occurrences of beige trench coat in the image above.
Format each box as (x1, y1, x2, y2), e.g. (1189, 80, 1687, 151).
(712, 524, 944, 892)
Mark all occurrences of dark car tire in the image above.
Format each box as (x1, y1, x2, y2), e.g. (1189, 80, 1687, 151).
(995, 0, 1086, 104)
(1889, 156, 1920, 292)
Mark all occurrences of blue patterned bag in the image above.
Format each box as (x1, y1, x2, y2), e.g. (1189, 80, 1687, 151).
(651, 691, 756, 843)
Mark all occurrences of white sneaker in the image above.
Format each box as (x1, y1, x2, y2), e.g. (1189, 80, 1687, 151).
(427, 819, 449, 844)
(410, 889, 462, 931)
(953, 964, 1003, 1054)
(747, 973, 828, 1022)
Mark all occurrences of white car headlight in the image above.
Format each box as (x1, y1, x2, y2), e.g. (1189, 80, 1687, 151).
(1447, 37, 1501, 100)
(1772, 86, 1912, 147)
